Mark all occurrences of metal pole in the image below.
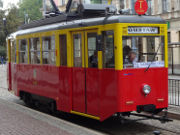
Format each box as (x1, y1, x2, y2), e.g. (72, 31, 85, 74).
(43, 0, 47, 17)
(172, 48, 174, 75)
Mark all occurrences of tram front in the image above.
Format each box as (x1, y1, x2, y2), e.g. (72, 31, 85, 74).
(118, 25, 168, 115)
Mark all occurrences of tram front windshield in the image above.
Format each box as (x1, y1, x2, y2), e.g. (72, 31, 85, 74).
(123, 36, 165, 69)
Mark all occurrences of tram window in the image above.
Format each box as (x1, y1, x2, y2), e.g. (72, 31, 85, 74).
(42, 36, 56, 65)
(73, 34, 82, 67)
(19, 39, 28, 64)
(11, 41, 16, 63)
(60, 35, 67, 66)
(30, 38, 41, 64)
(102, 31, 114, 68)
(87, 33, 97, 68)
(123, 36, 165, 69)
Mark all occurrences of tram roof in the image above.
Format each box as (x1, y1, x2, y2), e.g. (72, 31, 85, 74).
(11, 15, 165, 37)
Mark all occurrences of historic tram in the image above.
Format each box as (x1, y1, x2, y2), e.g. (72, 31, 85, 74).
(7, 0, 168, 121)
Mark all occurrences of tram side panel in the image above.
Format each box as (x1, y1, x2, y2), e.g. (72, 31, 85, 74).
(86, 68, 100, 116)
(99, 69, 117, 121)
(58, 66, 72, 112)
(16, 65, 59, 101)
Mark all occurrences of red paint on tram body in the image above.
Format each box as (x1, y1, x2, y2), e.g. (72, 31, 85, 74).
(8, 62, 168, 121)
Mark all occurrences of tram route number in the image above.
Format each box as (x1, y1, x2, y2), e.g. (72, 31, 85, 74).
(128, 27, 159, 34)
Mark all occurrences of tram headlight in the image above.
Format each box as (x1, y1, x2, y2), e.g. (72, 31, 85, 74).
(142, 84, 151, 96)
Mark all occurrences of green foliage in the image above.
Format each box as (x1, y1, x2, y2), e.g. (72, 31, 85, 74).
(0, 46, 6, 57)
(0, 5, 22, 44)
(18, 0, 43, 21)
(0, 0, 43, 57)
(6, 5, 22, 33)
(0, 9, 5, 45)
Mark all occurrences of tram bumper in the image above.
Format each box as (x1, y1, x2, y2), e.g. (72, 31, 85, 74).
(137, 104, 156, 113)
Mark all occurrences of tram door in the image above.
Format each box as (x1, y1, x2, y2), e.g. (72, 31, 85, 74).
(72, 30, 99, 116)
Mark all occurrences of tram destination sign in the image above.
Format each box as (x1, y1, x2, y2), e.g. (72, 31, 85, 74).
(128, 27, 159, 34)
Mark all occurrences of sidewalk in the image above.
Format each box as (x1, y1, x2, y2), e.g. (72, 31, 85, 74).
(0, 98, 102, 135)
(167, 105, 180, 120)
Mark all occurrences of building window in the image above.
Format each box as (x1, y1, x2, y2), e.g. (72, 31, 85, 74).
(162, 0, 167, 13)
(102, 31, 114, 68)
(19, 39, 28, 64)
(42, 36, 56, 65)
(119, 0, 124, 9)
(30, 38, 41, 64)
(147, 0, 152, 15)
(168, 32, 171, 43)
(70, 0, 80, 13)
(59, 0, 66, 6)
(60, 35, 67, 66)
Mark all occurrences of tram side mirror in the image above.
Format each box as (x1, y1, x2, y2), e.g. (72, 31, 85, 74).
(97, 35, 102, 51)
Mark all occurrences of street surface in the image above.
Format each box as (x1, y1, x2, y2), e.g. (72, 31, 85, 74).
(0, 65, 180, 135)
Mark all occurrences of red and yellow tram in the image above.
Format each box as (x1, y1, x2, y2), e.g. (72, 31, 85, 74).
(7, 1, 168, 121)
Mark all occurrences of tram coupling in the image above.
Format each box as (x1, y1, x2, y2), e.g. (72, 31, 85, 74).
(130, 109, 173, 123)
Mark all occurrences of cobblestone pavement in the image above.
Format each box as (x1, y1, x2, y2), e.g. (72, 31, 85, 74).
(0, 65, 180, 135)
(0, 100, 72, 135)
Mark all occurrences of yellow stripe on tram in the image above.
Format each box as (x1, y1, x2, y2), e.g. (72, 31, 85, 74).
(70, 111, 100, 120)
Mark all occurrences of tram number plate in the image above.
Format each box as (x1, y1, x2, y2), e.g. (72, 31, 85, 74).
(128, 27, 159, 34)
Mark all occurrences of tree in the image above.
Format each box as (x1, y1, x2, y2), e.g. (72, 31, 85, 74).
(18, 0, 43, 22)
(0, 4, 22, 57)
(0, 0, 43, 57)
(0, 9, 6, 47)
(6, 5, 22, 33)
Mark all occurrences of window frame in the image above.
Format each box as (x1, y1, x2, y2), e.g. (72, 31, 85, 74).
(42, 36, 56, 65)
(19, 39, 28, 64)
(102, 30, 115, 69)
(122, 36, 165, 69)
(29, 38, 41, 65)
(73, 33, 82, 67)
